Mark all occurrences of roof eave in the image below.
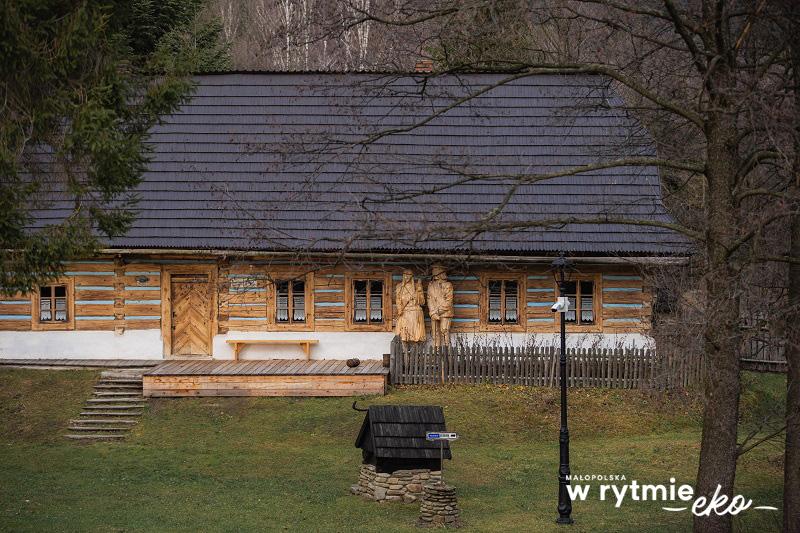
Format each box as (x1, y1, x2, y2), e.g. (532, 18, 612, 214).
(100, 247, 691, 265)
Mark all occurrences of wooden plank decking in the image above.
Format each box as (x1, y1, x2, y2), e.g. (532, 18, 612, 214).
(142, 359, 388, 397)
(145, 359, 388, 376)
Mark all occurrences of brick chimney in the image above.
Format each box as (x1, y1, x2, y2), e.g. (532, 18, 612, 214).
(414, 59, 434, 73)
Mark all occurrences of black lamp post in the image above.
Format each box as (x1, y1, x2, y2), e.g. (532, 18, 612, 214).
(551, 253, 574, 525)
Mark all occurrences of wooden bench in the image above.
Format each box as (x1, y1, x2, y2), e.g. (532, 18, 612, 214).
(226, 339, 319, 361)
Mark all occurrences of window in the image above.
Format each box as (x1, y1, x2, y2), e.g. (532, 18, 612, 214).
(275, 280, 306, 323)
(487, 279, 519, 325)
(345, 273, 390, 331)
(39, 285, 68, 323)
(32, 279, 74, 331)
(353, 279, 383, 324)
(266, 271, 314, 330)
(561, 280, 595, 325)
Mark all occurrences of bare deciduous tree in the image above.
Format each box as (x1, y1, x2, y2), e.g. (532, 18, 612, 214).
(302, 2, 799, 532)
(200, 1, 798, 530)
(205, 0, 423, 70)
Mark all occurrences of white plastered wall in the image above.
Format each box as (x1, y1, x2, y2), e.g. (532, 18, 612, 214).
(0, 330, 163, 359)
(212, 331, 398, 360)
(450, 331, 654, 350)
(0, 329, 653, 360)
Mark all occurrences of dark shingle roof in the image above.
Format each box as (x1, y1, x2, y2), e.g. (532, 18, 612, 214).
(28, 72, 688, 256)
(355, 405, 452, 460)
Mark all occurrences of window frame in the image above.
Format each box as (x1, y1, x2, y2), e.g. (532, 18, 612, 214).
(480, 273, 526, 332)
(275, 279, 306, 325)
(31, 278, 75, 331)
(267, 271, 314, 331)
(555, 273, 602, 333)
(345, 271, 392, 332)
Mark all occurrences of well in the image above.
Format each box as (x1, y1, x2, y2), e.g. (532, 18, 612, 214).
(351, 464, 441, 503)
(417, 482, 461, 527)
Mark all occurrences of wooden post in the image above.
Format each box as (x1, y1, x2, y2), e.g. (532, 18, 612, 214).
(113, 256, 126, 335)
(217, 259, 230, 335)
(440, 347, 445, 385)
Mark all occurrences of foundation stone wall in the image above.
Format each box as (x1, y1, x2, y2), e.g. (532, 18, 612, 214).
(351, 464, 441, 503)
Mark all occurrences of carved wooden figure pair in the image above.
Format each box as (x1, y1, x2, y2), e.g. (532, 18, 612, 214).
(394, 265, 454, 348)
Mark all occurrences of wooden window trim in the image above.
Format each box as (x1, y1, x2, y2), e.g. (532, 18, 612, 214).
(555, 273, 603, 333)
(267, 271, 314, 331)
(31, 278, 75, 331)
(345, 271, 392, 332)
(480, 273, 526, 333)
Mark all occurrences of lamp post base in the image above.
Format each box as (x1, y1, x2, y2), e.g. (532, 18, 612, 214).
(556, 517, 574, 525)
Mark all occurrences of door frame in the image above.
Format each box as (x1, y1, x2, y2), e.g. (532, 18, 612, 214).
(161, 264, 218, 358)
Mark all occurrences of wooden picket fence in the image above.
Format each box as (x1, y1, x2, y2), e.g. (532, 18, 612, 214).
(389, 338, 703, 390)
(740, 334, 787, 373)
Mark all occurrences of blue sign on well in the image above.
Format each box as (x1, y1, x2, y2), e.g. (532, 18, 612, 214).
(426, 431, 458, 441)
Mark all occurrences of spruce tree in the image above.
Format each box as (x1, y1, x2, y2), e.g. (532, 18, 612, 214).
(0, 0, 229, 294)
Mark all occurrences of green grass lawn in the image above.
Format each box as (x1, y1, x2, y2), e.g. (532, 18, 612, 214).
(0, 368, 785, 532)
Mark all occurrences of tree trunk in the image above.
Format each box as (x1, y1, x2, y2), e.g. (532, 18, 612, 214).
(786, 214, 800, 533)
(693, 116, 742, 533)
(784, 26, 800, 532)
(694, 268, 741, 533)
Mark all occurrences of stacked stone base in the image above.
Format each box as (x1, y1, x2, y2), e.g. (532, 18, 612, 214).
(351, 464, 441, 503)
(418, 482, 461, 528)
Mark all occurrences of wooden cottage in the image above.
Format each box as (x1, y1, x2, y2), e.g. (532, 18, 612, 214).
(0, 72, 686, 372)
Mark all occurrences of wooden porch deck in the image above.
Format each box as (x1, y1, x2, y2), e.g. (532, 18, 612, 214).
(142, 359, 389, 397)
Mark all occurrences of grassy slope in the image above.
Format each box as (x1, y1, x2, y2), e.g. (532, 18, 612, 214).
(0, 368, 785, 532)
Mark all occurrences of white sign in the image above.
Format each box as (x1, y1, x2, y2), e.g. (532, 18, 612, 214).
(426, 432, 458, 441)
(563, 477, 777, 516)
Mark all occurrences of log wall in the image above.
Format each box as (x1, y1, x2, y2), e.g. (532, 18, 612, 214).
(0, 258, 651, 335)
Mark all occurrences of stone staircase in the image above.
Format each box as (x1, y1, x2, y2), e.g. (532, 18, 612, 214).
(65, 370, 147, 441)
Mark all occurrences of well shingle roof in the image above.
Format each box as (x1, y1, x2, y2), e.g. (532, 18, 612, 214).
(355, 405, 452, 460)
(29, 72, 688, 256)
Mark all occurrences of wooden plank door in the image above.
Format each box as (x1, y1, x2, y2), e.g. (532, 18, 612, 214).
(170, 274, 212, 356)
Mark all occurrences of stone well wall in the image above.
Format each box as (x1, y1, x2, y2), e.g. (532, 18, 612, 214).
(351, 464, 442, 503)
(418, 482, 461, 527)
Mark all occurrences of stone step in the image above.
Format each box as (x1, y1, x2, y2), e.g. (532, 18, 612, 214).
(80, 411, 143, 416)
(83, 400, 147, 411)
(81, 404, 144, 410)
(65, 434, 126, 440)
(67, 426, 130, 432)
(86, 398, 144, 404)
(66, 373, 147, 442)
(100, 371, 146, 379)
(70, 419, 137, 425)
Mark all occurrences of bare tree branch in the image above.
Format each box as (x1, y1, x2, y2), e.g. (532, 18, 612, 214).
(737, 424, 786, 456)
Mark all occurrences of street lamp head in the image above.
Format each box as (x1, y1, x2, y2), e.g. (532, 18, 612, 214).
(550, 252, 573, 285)
(550, 252, 572, 272)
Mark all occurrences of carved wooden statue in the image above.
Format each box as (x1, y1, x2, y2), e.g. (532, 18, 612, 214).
(427, 264, 454, 348)
(395, 269, 426, 343)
